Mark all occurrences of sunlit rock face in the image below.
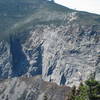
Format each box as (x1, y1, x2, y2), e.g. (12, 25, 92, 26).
(0, 76, 71, 100)
(0, 0, 100, 87)
(0, 23, 100, 87)
(23, 24, 100, 87)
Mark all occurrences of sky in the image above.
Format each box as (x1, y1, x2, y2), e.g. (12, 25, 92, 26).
(54, 0, 100, 15)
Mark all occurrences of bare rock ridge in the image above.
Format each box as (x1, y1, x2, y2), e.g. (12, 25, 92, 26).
(0, 0, 100, 88)
(0, 76, 71, 100)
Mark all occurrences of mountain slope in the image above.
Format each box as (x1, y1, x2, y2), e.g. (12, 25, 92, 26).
(0, 0, 100, 39)
(0, 76, 71, 100)
(0, 0, 100, 87)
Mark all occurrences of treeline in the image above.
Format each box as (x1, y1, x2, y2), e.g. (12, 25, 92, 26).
(68, 74, 100, 100)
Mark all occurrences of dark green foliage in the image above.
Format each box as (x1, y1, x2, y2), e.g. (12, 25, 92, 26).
(86, 79, 100, 100)
(68, 83, 88, 100)
(85, 73, 100, 100)
(74, 83, 88, 100)
(68, 86, 76, 100)
(86, 79, 99, 87)
(44, 95, 48, 100)
(68, 78, 100, 100)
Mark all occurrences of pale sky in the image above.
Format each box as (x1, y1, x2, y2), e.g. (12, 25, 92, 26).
(54, 0, 100, 15)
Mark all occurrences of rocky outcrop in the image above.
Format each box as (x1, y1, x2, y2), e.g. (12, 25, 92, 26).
(21, 24, 100, 87)
(0, 23, 100, 87)
(0, 41, 12, 78)
(0, 76, 71, 100)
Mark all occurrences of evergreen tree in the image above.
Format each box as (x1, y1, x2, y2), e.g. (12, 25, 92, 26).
(85, 78, 100, 100)
(44, 95, 48, 100)
(67, 72, 100, 100)
(68, 85, 76, 100)
(75, 83, 88, 100)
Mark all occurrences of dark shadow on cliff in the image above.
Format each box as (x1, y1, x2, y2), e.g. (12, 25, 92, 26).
(30, 44, 43, 76)
(10, 35, 29, 77)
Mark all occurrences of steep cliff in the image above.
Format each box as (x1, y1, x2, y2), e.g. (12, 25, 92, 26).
(0, 0, 100, 87)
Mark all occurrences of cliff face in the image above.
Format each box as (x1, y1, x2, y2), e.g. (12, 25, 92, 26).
(0, 76, 71, 100)
(0, 0, 100, 87)
(0, 41, 12, 78)
(0, 24, 100, 87)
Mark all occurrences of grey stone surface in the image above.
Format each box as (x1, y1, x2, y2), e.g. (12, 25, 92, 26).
(0, 0, 99, 87)
(0, 76, 71, 100)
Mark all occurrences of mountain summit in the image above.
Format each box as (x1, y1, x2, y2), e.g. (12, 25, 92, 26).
(0, 0, 100, 39)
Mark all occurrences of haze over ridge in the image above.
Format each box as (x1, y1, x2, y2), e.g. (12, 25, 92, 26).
(54, 0, 100, 14)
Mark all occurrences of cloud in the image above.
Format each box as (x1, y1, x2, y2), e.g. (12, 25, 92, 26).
(54, 0, 100, 14)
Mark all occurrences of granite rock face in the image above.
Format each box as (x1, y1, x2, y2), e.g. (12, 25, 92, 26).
(22, 24, 100, 87)
(0, 24, 100, 87)
(0, 0, 100, 87)
(0, 76, 71, 100)
(0, 41, 12, 78)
